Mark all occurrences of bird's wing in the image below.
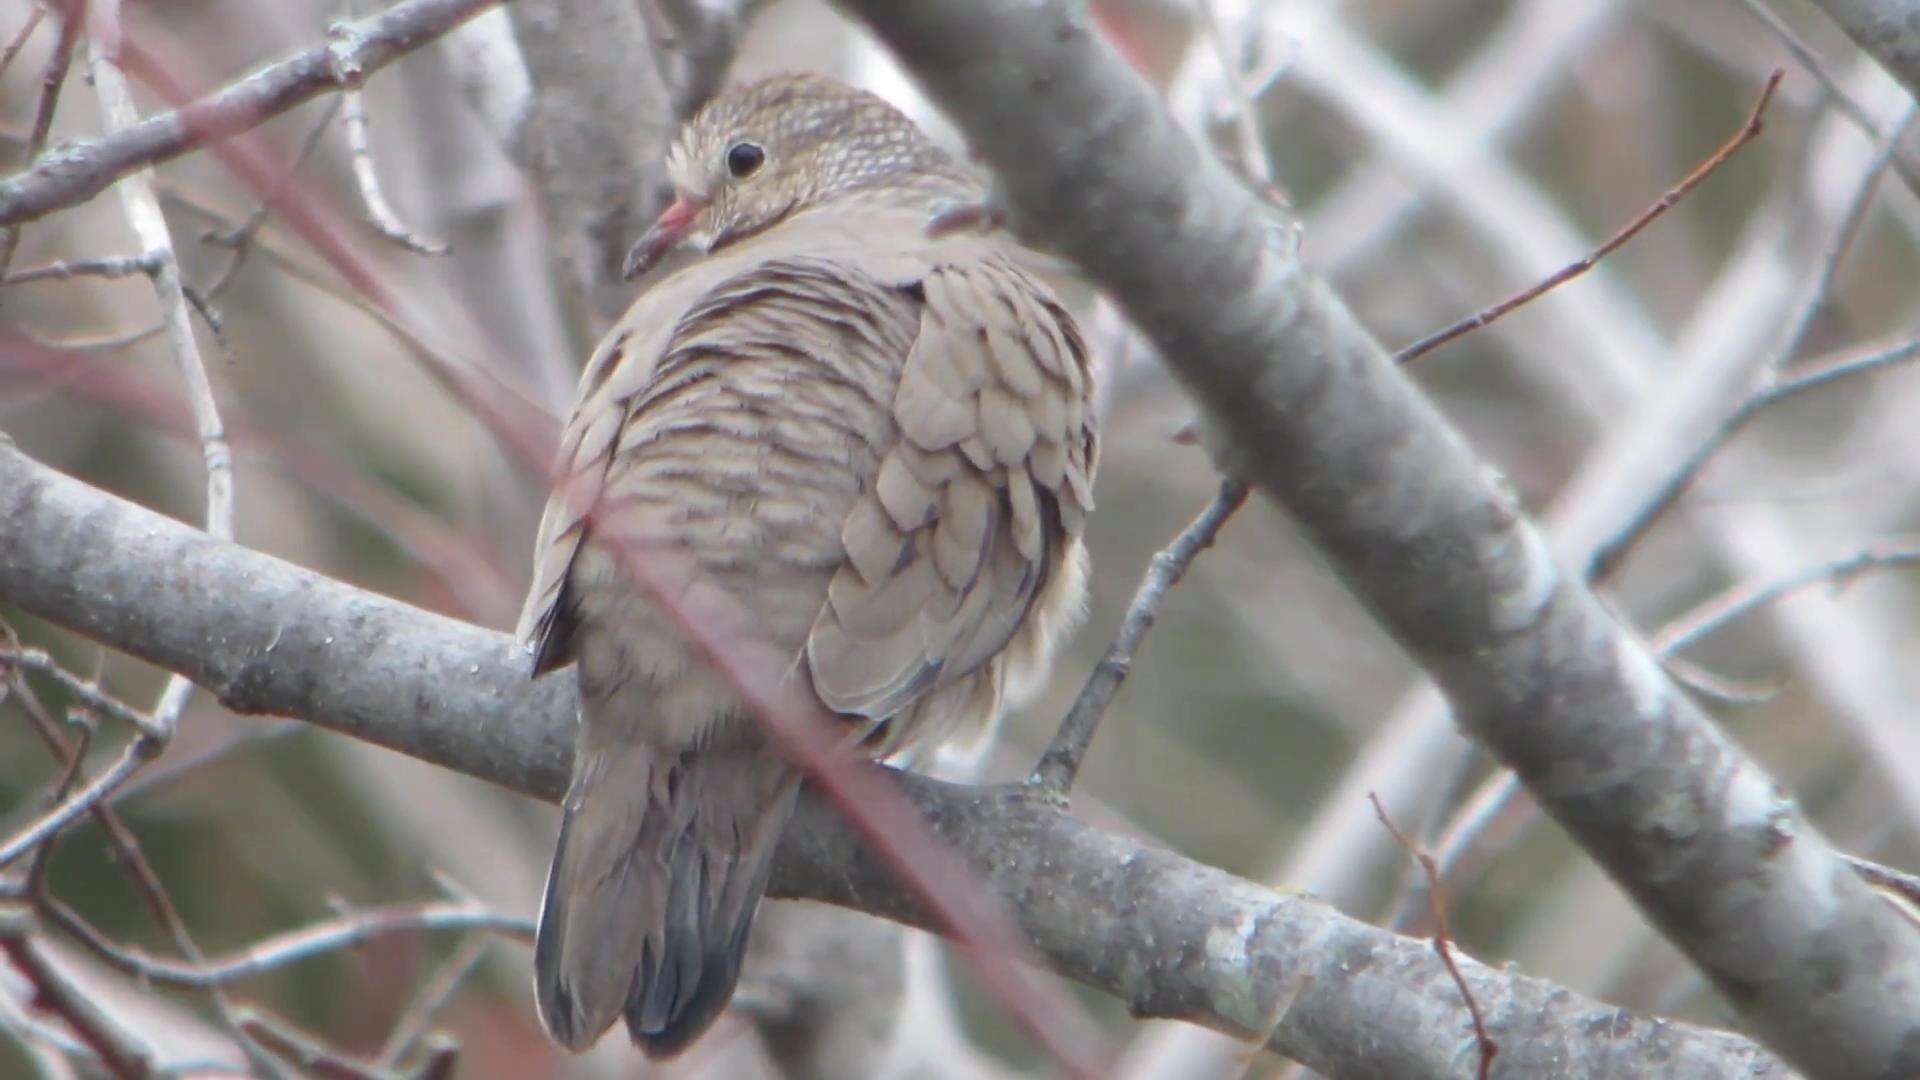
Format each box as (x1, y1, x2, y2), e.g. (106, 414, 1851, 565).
(514, 251, 764, 676)
(805, 252, 1099, 722)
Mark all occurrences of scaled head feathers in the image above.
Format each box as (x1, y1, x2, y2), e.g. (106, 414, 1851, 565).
(625, 74, 979, 278)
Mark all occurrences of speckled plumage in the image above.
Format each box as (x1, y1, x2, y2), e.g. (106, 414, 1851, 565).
(520, 74, 1097, 1057)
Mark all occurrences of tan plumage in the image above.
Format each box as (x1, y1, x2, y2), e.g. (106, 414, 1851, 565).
(519, 73, 1097, 1057)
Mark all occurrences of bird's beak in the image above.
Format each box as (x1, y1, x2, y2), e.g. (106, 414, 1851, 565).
(623, 194, 710, 280)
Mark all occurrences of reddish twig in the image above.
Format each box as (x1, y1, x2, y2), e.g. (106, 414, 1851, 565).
(0, 926, 152, 1079)
(1395, 69, 1783, 365)
(238, 1010, 403, 1080)
(1369, 792, 1497, 1080)
(0, 7, 45, 83)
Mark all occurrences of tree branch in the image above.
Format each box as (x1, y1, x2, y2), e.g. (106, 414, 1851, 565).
(0, 436, 1783, 1078)
(827, 1, 1920, 1075)
(0, 0, 504, 229)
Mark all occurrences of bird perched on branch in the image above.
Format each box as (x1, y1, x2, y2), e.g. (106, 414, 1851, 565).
(517, 73, 1098, 1057)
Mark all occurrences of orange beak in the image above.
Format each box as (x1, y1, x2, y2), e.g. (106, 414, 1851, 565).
(623, 194, 709, 280)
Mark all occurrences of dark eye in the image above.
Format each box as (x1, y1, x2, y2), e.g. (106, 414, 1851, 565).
(725, 141, 765, 179)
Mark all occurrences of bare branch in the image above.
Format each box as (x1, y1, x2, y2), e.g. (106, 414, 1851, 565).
(1030, 478, 1248, 795)
(338, 82, 449, 255)
(1369, 794, 1497, 1080)
(0, 7, 45, 84)
(1589, 106, 1917, 580)
(0, 441, 1787, 1077)
(1396, 70, 1782, 365)
(0, 0, 505, 228)
(87, 31, 235, 743)
(0, 919, 154, 1079)
(0, 3, 81, 277)
(237, 1010, 402, 1080)
(1652, 540, 1920, 657)
(0, 738, 153, 868)
(2, 251, 158, 285)
(2, 643, 167, 739)
(41, 899, 528, 989)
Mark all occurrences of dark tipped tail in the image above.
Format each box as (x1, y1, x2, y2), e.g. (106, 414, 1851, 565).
(534, 742, 801, 1057)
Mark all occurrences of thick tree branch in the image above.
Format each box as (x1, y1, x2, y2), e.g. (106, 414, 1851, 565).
(827, 2, 1920, 1076)
(0, 0, 504, 229)
(0, 441, 1784, 1078)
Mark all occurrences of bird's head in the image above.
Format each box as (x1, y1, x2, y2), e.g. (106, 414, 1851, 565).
(623, 73, 977, 279)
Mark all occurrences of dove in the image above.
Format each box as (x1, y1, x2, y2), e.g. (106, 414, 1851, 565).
(518, 72, 1098, 1057)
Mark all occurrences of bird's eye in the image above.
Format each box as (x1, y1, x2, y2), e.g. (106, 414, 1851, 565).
(725, 141, 765, 179)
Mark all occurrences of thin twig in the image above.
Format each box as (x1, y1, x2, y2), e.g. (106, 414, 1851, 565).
(1396, 69, 1783, 365)
(338, 80, 448, 255)
(2, 250, 157, 285)
(0, 2, 81, 279)
(238, 1011, 405, 1080)
(1030, 478, 1250, 795)
(1587, 98, 1920, 584)
(40, 899, 529, 989)
(1, 644, 167, 739)
(1400, 536, 1920, 933)
(1195, 0, 1276, 187)
(1651, 541, 1920, 657)
(0, 737, 155, 867)
(1848, 854, 1920, 911)
(376, 936, 487, 1066)
(24, 714, 93, 894)
(1730, 0, 1920, 199)
(1388, 771, 1525, 935)
(0, 0, 508, 228)
(0, 7, 45, 84)
(1368, 793, 1497, 1080)
(89, 34, 235, 743)
(109, 720, 305, 805)
(1661, 656, 1786, 707)
(0, 923, 153, 1079)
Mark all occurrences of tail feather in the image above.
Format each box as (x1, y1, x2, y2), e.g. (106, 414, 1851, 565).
(534, 742, 800, 1057)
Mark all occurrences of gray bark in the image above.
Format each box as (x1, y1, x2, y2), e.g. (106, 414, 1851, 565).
(0, 439, 1785, 1078)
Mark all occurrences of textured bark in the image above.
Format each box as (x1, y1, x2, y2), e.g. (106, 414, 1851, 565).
(0, 441, 1786, 1078)
(828, 2, 1920, 1077)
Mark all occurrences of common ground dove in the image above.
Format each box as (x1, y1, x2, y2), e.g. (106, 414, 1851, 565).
(517, 73, 1099, 1057)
